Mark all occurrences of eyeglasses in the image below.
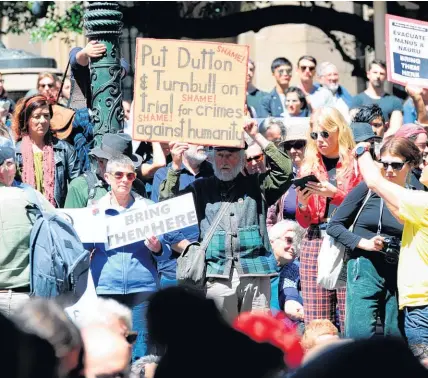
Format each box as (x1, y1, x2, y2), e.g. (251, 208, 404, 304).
(125, 331, 138, 344)
(38, 83, 54, 88)
(246, 154, 264, 163)
(110, 171, 136, 181)
(379, 161, 407, 171)
(310, 131, 330, 140)
(300, 65, 315, 72)
(282, 140, 306, 150)
(278, 68, 292, 76)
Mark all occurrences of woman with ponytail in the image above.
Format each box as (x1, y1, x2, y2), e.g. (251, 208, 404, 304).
(12, 95, 80, 208)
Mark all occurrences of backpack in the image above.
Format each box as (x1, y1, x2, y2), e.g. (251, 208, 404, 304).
(25, 191, 90, 298)
(83, 171, 105, 202)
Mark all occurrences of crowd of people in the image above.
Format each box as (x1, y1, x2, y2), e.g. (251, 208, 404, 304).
(1, 41, 428, 377)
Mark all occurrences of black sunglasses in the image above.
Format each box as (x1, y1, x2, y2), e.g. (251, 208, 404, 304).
(125, 331, 138, 344)
(246, 154, 264, 163)
(282, 140, 306, 150)
(300, 65, 315, 72)
(379, 161, 407, 171)
(310, 131, 329, 140)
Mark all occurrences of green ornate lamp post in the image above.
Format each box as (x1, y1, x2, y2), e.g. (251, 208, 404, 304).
(84, 1, 124, 147)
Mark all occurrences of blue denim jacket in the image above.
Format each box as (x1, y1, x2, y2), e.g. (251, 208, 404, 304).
(87, 193, 170, 295)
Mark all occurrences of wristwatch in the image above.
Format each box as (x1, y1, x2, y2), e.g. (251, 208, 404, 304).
(354, 145, 370, 159)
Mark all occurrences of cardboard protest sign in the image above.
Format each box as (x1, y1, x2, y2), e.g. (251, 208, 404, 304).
(386, 14, 428, 87)
(106, 193, 198, 249)
(133, 38, 249, 147)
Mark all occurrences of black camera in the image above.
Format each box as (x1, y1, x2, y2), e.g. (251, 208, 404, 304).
(381, 237, 401, 264)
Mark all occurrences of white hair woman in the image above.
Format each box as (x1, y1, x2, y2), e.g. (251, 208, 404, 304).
(89, 154, 166, 361)
(269, 220, 305, 327)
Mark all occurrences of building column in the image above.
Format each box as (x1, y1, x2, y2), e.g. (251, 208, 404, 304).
(373, 1, 392, 92)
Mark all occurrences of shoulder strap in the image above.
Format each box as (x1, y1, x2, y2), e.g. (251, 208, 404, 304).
(349, 189, 372, 232)
(83, 172, 99, 200)
(377, 198, 385, 235)
(57, 60, 71, 104)
(199, 194, 235, 252)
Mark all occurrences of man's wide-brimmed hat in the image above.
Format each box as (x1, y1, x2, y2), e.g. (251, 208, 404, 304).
(89, 133, 143, 168)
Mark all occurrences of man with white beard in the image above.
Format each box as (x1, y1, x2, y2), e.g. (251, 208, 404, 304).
(151, 143, 213, 288)
(317, 62, 353, 122)
(159, 120, 293, 322)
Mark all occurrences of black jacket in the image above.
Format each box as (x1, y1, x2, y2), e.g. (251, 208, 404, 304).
(16, 138, 81, 207)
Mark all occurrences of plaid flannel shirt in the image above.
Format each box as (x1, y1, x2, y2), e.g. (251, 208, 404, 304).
(159, 142, 293, 278)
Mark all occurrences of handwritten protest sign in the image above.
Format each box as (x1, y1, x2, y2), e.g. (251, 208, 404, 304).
(386, 14, 428, 87)
(106, 193, 198, 249)
(133, 39, 249, 147)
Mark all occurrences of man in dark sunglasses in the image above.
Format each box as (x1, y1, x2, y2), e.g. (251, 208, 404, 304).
(258, 57, 293, 118)
(296, 55, 334, 111)
(245, 141, 266, 175)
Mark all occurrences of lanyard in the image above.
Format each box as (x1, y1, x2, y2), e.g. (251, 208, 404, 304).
(377, 198, 384, 236)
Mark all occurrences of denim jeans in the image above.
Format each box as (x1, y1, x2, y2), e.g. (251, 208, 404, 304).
(345, 256, 401, 339)
(101, 291, 153, 360)
(405, 305, 428, 360)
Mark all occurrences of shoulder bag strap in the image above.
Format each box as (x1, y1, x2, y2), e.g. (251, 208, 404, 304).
(377, 198, 385, 236)
(56, 60, 71, 104)
(349, 190, 372, 232)
(199, 194, 235, 253)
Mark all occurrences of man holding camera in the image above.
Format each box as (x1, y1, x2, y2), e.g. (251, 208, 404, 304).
(354, 140, 428, 363)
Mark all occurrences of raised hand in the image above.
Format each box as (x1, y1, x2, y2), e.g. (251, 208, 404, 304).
(83, 40, 107, 58)
(169, 141, 189, 171)
(243, 119, 259, 138)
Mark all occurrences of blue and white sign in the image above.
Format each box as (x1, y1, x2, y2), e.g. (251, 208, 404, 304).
(386, 14, 428, 87)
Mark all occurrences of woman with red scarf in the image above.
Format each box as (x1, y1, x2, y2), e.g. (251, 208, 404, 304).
(12, 95, 80, 208)
(296, 107, 360, 333)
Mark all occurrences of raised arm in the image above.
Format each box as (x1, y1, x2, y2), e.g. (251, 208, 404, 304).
(243, 119, 293, 206)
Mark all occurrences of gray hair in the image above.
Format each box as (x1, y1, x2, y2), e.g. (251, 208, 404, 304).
(12, 298, 83, 360)
(130, 355, 161, 378)
(259, 117, 286, 138)
(316, 61, 338, 78)
(106, 154, 135, 173)
(268, 220, 305, 257)
(74, 297, 132, 330)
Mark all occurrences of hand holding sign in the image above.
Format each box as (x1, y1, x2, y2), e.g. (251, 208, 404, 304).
(405, 83, 425, 97)
(144, 235, 162, 253)
(170, 141, 189, 171)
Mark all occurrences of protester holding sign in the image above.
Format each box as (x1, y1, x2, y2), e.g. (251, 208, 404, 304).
(88, 155, 168, 361)
(159, 119, 293, 323)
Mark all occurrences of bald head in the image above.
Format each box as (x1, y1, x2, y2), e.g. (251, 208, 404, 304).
(82, 325, 131, 378)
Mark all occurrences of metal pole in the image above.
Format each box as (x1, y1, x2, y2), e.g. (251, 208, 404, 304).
(84, 1, 124, 147)
(373, 1, 393, 93)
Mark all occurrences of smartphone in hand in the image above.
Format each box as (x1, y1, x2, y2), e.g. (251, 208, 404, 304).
(292, 174, 320, 190)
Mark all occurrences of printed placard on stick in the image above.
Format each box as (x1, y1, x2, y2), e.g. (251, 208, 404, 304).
(133, 38, 249, 147)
